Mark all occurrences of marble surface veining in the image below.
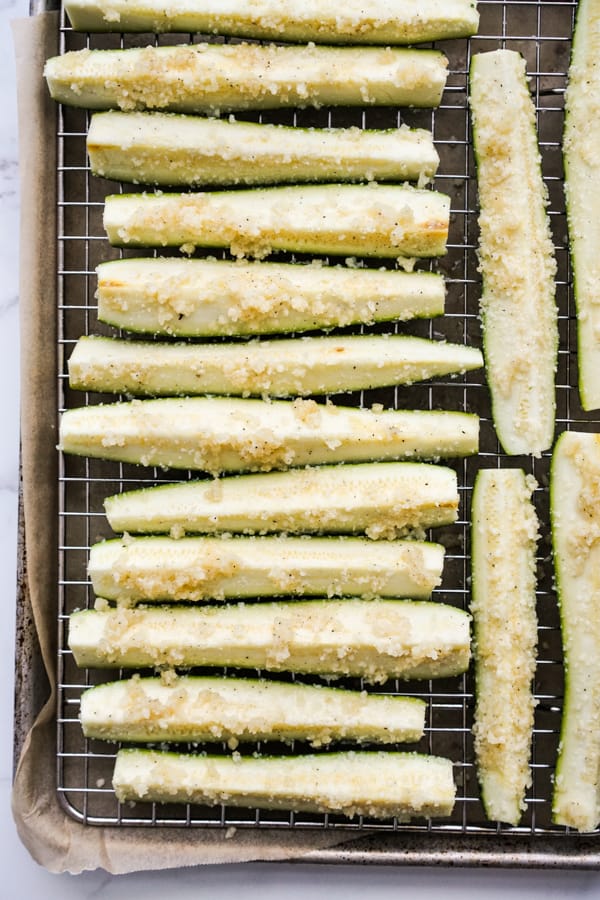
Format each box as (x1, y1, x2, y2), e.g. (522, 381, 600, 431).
(1, 2, 600, 895)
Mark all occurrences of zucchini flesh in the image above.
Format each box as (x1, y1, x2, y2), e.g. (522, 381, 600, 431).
(112, 749, 456, 820)
(551, 431, 600, 831)
(103, 185, 450, 259)
(65, 0, 479, 44)
(68, 599, 472, 680)
(87, 535, 445, 603)
(44, 44, 448, 113)
(88, 112, 439, 187)
(469, 50, 557, 456)
(96, 258, 446, 337)
(59, 397, 480, 473)
(104, 462, 459, 539)
(471, 469, 538, 826)
(79, 675, 426, 745)
(563, 0, 600, 411)
(68, 334, 483, 398)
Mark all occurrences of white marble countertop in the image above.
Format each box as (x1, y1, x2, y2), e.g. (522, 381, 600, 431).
(2, 1, 600, 894)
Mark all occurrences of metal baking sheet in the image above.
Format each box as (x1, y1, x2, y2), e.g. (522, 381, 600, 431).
(46, 0, 600, 866)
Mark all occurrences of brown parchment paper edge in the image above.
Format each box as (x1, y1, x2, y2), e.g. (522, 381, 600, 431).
(9, 10, 368, 875)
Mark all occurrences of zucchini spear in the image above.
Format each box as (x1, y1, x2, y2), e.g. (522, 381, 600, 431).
(59, 397, 479, 473)
(563, 0, 600, 411)
(103, 184, 450, 259)
(68, 334, 483, 398)
(45, 43, 448, 113)
(65, 0, 479, 44)
(551, 431, 600, 832)
(79, 675, 426, 746)
(68, 599, 472, 680)
(87, 112, 439, 187)
(87, 535, 445, 603)
(103, 462, 459, 539)
(95, 258, 446, 337)
(112, 749, 456, 820)
(469, 50, 557, 456)
(471, 469, 538, 826)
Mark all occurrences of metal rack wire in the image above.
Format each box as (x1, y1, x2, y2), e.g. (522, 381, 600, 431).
(55, 0, 598, 842)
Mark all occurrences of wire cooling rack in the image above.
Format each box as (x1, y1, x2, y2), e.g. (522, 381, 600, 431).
(55, 0, 600, 845)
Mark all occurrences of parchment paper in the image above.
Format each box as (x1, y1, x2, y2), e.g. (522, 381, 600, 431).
(9, 11, 364, 874)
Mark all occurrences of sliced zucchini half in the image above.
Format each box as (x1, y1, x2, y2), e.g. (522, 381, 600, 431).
(66, 0, 479, 44)
(87, 534, 445, 603)
(44, 44, 448, 113)
(103, 462, 459, 539)
(68, 334, 483, 398)
(113, 748, 456, 820)
(59, 397, 480, 473)
(471, 468, 539, 826)
(95, 258, 446, 337)
(551, 431, 600, 832)
(469, 49, 557, 456)
(87, 112, 439, 187)
(103, 185, 450, 259)
(68, 599, 472, 681)
(563, 0, 600, 411)
(80, 675, 426, 745)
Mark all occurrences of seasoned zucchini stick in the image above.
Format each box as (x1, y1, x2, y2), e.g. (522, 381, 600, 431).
(103, 185, 450, 259)
(96, 258, 446, 337)
(113, 749, 456, 820)
(469, 50, 557, 456)
(80, 675, 426, 745)
(563, 0, 600, 411)
(88, 112, 439, 187)
(68, 334, 483, 398)
(471, 469, 538, 826)
(88, 535, 445, 603)
(44, 44, 448, 113)
(104, 462, 459, 539)
(66, 0, 479, 44)
(551, 431, 600, 831)
(59, 397, 479, 473)
(68, 599, 472, 680)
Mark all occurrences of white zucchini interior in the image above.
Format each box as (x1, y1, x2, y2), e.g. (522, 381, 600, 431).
(87, 535, 445, 603)
(112, 748, 456, 820)
(68, 599, 472, 681)
(469, 49, 557, 455)
(471, 468, 538, 826)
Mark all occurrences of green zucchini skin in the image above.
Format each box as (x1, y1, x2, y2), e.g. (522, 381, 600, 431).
(79, 675, 426, 745)
(551, 431, 600, 832)
(68, 599, 472, 680)
(469, 50, 557, 456)
(88, 112, 439, 187)
(59, 397, 480, 473)
(112, 749, 456, 820)
(95, 258, 446, 337)
(65, 0, 479, 44)
(87, 534, 445, 603)
(103, 185, 451, 260)
(471, 469, 538, 826)
(103, 462, 459, 539)
(563, 0, 600, 411)
(44, 44, 448, 113)
(68, 334, 483, 398)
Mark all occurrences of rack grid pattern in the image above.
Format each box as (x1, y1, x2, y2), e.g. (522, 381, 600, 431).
(55, 0, 598, 840)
